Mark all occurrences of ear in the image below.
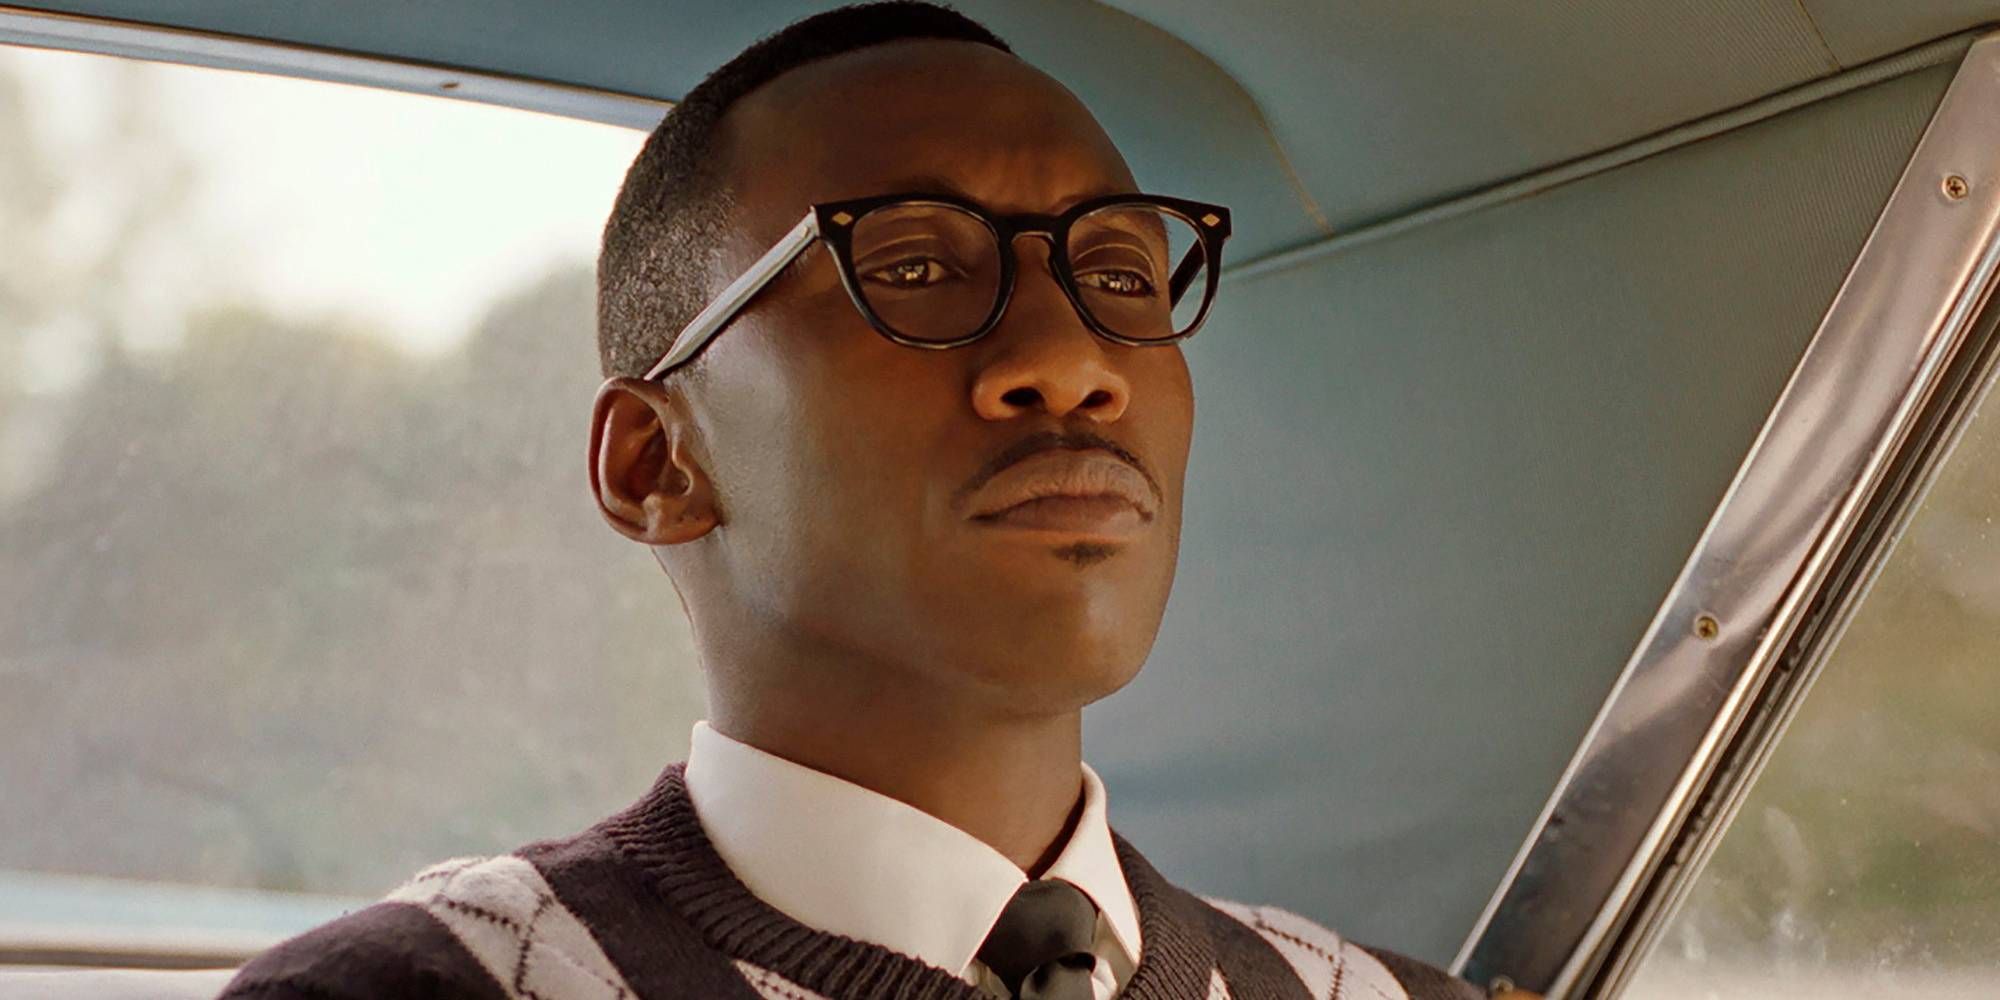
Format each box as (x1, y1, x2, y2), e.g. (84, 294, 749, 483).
(589, 377, 720, 546)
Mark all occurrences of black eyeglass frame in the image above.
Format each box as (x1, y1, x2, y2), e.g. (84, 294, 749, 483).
(642, 190, 1232, 381)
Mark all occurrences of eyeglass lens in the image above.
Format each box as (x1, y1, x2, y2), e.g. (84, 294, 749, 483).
(850, 204, 1005, 343)
(847, 202, 1209, 343)
(1069, 203, 1209, 340)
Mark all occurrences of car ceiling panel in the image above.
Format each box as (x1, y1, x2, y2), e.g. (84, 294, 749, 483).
(1803, 0, 2000, 68)
(6, 0, 1324, 260)
(1102, 0, 1846, 233)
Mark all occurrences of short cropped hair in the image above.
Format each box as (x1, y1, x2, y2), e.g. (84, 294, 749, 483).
(595, 1, 1013, 380)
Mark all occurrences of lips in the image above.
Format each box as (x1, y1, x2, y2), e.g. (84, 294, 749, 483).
(965, 448, 1158, 526)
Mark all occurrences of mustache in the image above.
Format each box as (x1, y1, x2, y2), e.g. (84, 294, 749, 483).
(956, 428, 1163, 510)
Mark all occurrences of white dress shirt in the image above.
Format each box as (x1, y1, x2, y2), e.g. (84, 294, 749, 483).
(683, 721, 1143, 998)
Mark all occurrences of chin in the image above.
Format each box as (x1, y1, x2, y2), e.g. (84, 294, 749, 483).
(953, 620, 1153, 715)
(909, 542, 1174, 711)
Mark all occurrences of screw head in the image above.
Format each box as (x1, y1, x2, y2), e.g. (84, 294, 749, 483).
(1694, 614, 1721, 640)
(1945, 174, 1970, 200)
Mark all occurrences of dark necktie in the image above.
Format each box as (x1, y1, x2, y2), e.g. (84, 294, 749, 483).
(975, 878, 1100, 1000)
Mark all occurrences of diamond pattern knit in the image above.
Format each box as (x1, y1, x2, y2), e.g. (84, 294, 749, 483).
(220, 765, 1482, 1000)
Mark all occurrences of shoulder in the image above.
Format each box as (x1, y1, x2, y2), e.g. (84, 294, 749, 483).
(221, 855, 632, 1000)
(217, 887, 503, 999)
(1199, 897, 1487, 1000)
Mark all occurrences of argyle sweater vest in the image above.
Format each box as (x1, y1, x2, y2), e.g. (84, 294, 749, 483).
(220, 765, 1483, 1000)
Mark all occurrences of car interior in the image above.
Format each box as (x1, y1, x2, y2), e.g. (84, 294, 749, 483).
(4, 2, 1999, 998)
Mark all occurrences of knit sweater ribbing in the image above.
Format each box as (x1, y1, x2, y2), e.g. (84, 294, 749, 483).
(220, 763, 1483, 1000)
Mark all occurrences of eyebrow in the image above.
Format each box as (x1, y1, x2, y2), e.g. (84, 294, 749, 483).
(866, 174, 1141, 213)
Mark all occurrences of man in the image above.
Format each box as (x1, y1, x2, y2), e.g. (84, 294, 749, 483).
(223, 4, 1496, 998)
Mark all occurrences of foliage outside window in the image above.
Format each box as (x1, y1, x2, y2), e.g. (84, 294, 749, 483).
(0, 46, 703, 953)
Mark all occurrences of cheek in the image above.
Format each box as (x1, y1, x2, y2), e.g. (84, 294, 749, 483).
(711, 301, 957, 556)
(801, 354, 960, 529)
(1141, 351, 1196, 488)
(767, 350, 969, 648)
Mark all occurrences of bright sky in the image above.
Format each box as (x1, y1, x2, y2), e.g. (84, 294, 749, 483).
(4, 44, 649, 358)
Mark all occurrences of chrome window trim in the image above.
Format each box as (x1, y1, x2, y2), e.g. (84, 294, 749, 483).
(0, 3, 669, 129)
(1592, 298, 2000, 997)
(1455, 30, 2000, 997)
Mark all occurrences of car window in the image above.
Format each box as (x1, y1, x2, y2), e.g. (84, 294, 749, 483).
(0, 45, 701, 959)
(1620, 367, 2000, 996)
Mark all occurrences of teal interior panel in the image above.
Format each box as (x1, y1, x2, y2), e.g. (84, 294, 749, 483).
(1088, 62, 1954, 964)
(1105, 0, 1839, 231)
(1805, 0, 2000, 68)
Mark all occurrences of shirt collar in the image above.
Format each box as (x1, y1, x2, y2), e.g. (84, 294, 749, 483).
(683, 721, 1142, 981)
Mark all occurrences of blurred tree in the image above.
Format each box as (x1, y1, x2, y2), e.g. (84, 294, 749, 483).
(0, 53, 700, 897)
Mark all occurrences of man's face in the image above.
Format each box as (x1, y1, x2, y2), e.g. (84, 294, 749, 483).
(670, 40, 1193, 712)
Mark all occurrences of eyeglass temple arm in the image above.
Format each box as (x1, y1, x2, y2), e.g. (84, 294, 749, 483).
(642, 210, 822, 381)
(1168, 244, 1205, 305)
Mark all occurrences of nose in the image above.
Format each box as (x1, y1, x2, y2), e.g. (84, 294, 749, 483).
(968, 236, 1133, 423)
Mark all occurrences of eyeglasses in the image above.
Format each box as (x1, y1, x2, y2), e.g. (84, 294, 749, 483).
(642, 191, 1233, 381)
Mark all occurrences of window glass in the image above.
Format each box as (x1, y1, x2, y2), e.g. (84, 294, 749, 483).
(0, 46, 702, 953)
(1623, 372, 2000, 996)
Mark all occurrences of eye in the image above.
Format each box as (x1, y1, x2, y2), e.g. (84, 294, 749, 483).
(862, 257, 957, 289)
(1074, 268, 1156, 297)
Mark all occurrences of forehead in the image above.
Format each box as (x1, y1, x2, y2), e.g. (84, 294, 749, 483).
(718, 39, 1138, 219)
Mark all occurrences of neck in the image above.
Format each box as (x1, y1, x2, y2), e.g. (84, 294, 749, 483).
(704, 639, 1088, 873)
